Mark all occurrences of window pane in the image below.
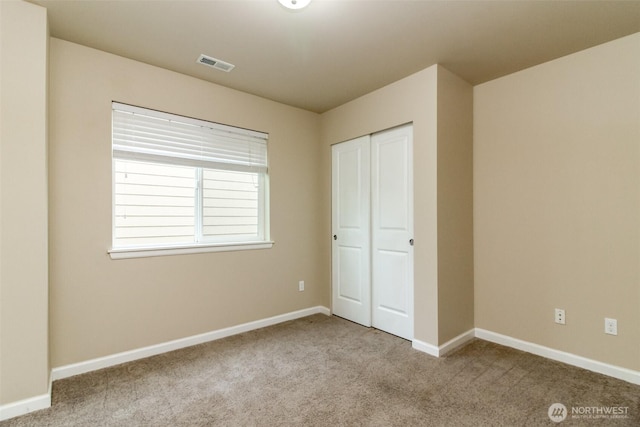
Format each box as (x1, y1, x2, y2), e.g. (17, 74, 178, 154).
(201, 169, 261, 241)
(114, 160, 196, 247)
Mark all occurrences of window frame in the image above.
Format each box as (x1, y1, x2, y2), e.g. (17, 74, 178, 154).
(108, 103, 272, 259)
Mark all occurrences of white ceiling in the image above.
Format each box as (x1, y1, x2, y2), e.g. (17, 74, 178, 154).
(31, 0, 640, 113)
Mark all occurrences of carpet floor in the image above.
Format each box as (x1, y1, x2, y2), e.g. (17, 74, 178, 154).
(2, 314, 638, 426)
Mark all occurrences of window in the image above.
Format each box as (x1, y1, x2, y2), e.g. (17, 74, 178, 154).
(109, 102, 271, 258)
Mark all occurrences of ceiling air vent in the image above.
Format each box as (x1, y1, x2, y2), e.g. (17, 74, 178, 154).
(197, 54, 235, 72)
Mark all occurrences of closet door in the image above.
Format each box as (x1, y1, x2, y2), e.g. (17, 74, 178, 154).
(371, 124, 414, 340)
(331, 136, 371, 326)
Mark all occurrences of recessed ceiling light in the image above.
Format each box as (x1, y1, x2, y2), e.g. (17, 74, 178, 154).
(278, 0, 311, 11)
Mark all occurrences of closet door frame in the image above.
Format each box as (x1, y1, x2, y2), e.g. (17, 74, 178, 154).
(331, 124, 414, 340)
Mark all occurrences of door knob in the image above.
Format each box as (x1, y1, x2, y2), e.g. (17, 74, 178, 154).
(409, 239, 414, 246)
(333, 235, 337, 240)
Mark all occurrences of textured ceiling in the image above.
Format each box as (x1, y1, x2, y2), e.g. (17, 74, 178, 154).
(31, 0, 640, 113)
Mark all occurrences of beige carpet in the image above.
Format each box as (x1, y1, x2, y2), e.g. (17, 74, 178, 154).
(2, 314, 638, 426)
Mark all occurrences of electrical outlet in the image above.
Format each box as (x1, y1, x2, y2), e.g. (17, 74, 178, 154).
(298, 280, 305, 292)
(605, 318, 617, 335)
(554, 308, 566, 325)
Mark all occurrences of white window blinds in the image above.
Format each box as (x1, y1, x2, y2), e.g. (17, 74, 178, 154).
(111, 102, 270, 253)
(112, 102, 268, 173)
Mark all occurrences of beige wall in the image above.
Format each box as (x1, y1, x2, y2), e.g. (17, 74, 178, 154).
(436, 68, 474, 343)
(474, 33, 640, 370)
(320, 65, 474, 346)
(5, 1, 636, 412)
(0, 0, 50, 404)
(48, 38, 324, 367)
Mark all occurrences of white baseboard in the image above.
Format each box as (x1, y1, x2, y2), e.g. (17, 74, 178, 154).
(0, 376, 52, 422)
(412, 328, 475, 357)
(475, 328, 640, 386)
(439, 329, 476, 356)
(2, 306, 329, 422)
(5, 311, 638, 422)
(52, 305, 330, 381)
(412, 328, 640, 386)
(412, 338, 439, 356)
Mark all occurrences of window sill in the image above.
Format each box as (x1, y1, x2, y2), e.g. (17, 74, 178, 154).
(108, 241, 274, 260)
